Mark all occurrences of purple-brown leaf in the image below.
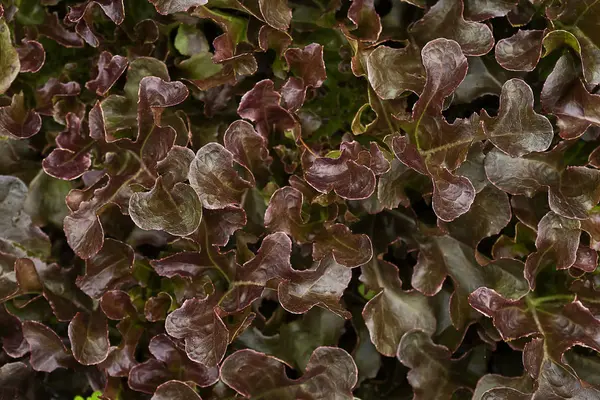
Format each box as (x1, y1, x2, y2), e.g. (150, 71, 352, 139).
(481, 79, 553, 157)
(221, 346, 358, 399)
(361, 256, 436, 356)
(22, 321, 73, 372)
(16, 40, 45, 73)
(0, 92, 42, 139)
(86, 51, 128, 96)
(413, 38, 468, 119)
(410, 0, 494, 56)
(495, 30, 544, 72)
(164, 295, 228, 367)
(76, 239, 134, 299)
(188, 142, 254, 210)
(68, 309, 110, 365)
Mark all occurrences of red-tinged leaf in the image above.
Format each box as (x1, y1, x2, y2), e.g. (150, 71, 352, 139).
(469, 288, 535, 340)
(521, 359, 600, 399)
(278, 254, 352, 319)
(366, 43, 425, 100)
(0, 305, 29, 358)
(66, 0, 124, 25)
(38, 12, 84, 48)
(473, 374, 533, 400)
(305, 141, 379, 200)
(313, 223, 373, 268)
(284, 43, 326, 88)
(464, 0, 518, 21)
(101, 290, 136, 320)
(42, 148, 92, 180)
(150, 249, 235, 280)
(347, 0, 381, 42)
(413, 38, 468, 119)
(14, 258, 42, 293)
(68, 309, 110, 365)
(16, 40, 45, 73)
(400, 114, 480, 173)
(221, 232, 293, 312)
(0, 92, 42, 139)
(223, 120, 272, 179)
(149, 0, 207, 15)
(221, 347, 358, 399)
(572, 245, 598, 273)
(410, 0, 494, 56)
(495, 30, 544, 72)
(264, 186, 313, 242)
(152, 334, 218, 384)
(129, 178, 202, 236)
(510, 193, 550, 230)
(165, 295, 228, 367)
(76, 239, 134, 299)
(453, 57, 507, 103)
(361, 256, 436, 356)
(413, 235, 528, 329)
(431, 167, 476, 222)
(524, 212, 581, 289)
(474, 360, 600, 400)
(35, 261, 92, 321)
(485, 146, 600, 220)
(152, 381, 202, 400)
(66, 0, 124, 46)
(549, 167, 600, 220)
(0, 253, 20, 302)
(507, 0, 535, 26)
(484, 147, 560, 198)
(128, 359, 173, 394)
(202, 206, 247, 246)
(441, 184, 511, 248)
(237, 79, 296, 138)
(398, 329, 487, 399)
(64, 155, 140, 259)
(280, 77, 306, 111)
(550, 0, 600, 86)
(64, 211, 104, 259)
(54, 113, 91, 151)
(100, 318, 143, 377)
(188, 142, 254, 210)
(157, 146, 195, 187)
(129, 334, 218, 393)
(481, 79, 553, 157)
(377, 158, 431, 209)
(258, 0, 292, 31)
(258, 24, 292, 55)
(541, 53, 600, 140)
(135, 76, 189, 172)
(492, 220, 537, 260)
(392, 115, 480, 221)
(145, 292, 173, 322)
(0, 361, 32, 399)
(86, 51, 128, 96)
(35, 78, 80, 115)
(470, 288, 600, 370)
(22, 321, 73, 372)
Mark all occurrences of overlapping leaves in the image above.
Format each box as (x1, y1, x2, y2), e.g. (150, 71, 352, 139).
(2, 0, 600, 399)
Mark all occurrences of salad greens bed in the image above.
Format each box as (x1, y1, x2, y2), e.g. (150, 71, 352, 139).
(1, 0, 600, 399)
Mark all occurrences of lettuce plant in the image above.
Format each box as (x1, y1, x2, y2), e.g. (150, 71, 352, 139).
(1, 0, 600, 399)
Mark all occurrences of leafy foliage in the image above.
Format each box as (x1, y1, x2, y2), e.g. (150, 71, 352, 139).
(1, 0, 600, 399)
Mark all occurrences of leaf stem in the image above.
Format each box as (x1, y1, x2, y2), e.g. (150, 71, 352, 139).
(529, 294, 575, 306)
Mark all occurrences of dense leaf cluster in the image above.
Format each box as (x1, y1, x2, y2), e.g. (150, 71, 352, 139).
(1, 0, 600, 399)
